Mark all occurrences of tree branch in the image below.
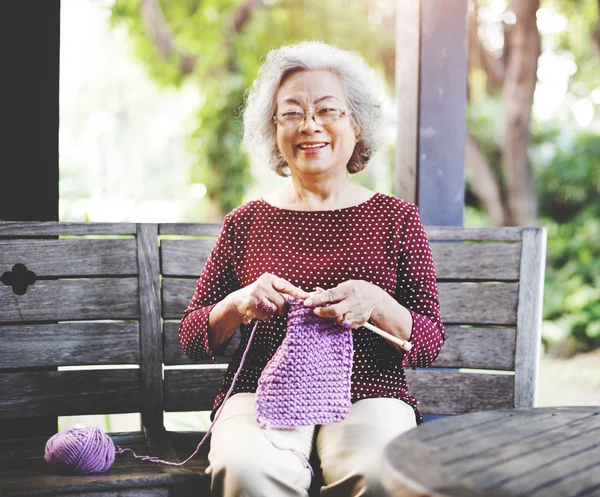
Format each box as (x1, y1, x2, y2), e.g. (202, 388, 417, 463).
(593, 0, 600, 59)
(232, 0, 262, 33)
(468, 1, 505, 94)
(140, 0, 197, 74)
(465, 134, 506, 226)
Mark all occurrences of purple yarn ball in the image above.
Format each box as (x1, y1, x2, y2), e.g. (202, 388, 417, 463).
(45, 426, 115, 474)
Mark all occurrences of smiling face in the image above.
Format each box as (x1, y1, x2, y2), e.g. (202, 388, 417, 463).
(275, 70, 357, 178)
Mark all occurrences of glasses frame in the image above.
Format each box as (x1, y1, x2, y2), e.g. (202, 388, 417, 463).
(273, 108, 352, 129)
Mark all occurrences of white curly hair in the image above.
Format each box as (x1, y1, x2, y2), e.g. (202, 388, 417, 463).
(242, 41, 385, 177)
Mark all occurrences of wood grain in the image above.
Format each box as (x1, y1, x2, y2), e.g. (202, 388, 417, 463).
(160, 239, 214, 277)
(433, 326, 516, 370)
(163, 322, 515, 371)
(162, 278, 519, 325)
(514, 227, 547, 407)
(0, 370, 141, 418)
(164, 368, 228, 412)
(405, 370, 514, 415)
(0, 322, 140, 368)
(395, 0, 420, 204)
(431, 243, 521, 281)
(163, 321, 241, 365)
(158, 223, 223, 237)
(0, 239, 137, 276)
(0, 222, 137, 237)
(425, 227, 524, 241)
(382, 407, 600, 497)
(160, 240, 522, 282)
(438, 282, 518, 325)
(164, 368, 514, 415)
(0, 278, 139, 322)
(137, 224, 164, 431)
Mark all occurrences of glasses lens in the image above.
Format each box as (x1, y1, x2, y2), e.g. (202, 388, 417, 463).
(278, 112, 303, 128)
(315, 108, 341, 125)
(276, 109, 344, 128)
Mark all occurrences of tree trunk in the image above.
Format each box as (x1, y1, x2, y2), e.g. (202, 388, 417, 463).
(465, 134, 506, 226)
(593, 0, 600, 59)
(502, 0, 540, 226)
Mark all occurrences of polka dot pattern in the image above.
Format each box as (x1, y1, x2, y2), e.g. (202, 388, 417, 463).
(179, 192, 446, 424)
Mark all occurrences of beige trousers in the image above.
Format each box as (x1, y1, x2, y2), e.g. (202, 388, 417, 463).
(206, 393, 417, 497)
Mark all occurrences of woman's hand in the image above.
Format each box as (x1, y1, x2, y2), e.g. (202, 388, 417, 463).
(233, 273, 310, 323)
(303, 280, 384, 329)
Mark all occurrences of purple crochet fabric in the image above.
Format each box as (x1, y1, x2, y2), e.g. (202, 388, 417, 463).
(255, 299, 353, 428)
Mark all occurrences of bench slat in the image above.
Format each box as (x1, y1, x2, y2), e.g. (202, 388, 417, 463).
(434, 326, 516, 370)
(425, 227, 524, 241)
(405, 370, 514, 415)
(0, 222, 137, 237)
(163, 321, 241, 365)
(158, 223, 224, 237)
(156, 223, 525, 241)
(163, 368, 514, 415)
(0, 278, 139, 322)
(160, 240, 522, 281)
(162, 323, 516, 371)
(0, 322, 140, 369)
(160, 240, 213, 278)
(0, 370, 142, 418)
(431, 243, 521, 281)
(162, 278, 518, 325)
(0, 239, 137, 276)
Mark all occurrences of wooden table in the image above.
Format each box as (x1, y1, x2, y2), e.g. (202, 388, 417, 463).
(381, 406, 600, 497)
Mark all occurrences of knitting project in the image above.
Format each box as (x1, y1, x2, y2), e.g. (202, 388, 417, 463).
(255, 298, 354, 429)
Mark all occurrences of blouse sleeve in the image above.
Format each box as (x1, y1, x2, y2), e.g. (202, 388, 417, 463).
(178, 214, 240, 362)
(395, 204, 446, 368)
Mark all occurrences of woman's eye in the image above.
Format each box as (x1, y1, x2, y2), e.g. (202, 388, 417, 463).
(282, 111, 303, 118)
(318, 108, 338, 116)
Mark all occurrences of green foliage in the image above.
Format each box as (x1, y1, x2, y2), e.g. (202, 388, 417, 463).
(535, 129, 600, 349)
(466, 98, 600, 350)
(537, 131, 600, 222)
(109, 0, 394, 218)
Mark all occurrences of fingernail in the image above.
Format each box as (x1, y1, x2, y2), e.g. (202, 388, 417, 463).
(304, 299, 313, 306)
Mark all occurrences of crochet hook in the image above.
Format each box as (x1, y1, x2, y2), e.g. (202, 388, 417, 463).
(363, 322, 413, 352)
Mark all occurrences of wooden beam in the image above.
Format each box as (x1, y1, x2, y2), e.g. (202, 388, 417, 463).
(417, 0, 468, 226)
(0, 1, 60, 222)
(394, 0, 421, 204)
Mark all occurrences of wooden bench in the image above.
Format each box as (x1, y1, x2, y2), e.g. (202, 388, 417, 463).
(0, 222, 546, 497)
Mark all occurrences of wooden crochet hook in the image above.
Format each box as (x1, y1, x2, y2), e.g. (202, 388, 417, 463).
(363, 322, 413, 352)
(306, 290, 413, 352)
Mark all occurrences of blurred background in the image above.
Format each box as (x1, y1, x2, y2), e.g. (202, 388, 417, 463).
(58, 0, 599, 430)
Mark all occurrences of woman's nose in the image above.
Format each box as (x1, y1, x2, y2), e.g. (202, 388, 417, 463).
(298, 112, 321, 133)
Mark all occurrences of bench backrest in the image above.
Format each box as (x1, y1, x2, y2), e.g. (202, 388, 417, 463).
(0, 222, 546, 428)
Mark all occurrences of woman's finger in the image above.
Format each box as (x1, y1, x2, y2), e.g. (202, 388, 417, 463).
(304, 286, 347, 307)
(313, 303, 346, 320)
(271, 275, 309, 299)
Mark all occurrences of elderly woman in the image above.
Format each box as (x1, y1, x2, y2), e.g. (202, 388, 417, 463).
(179, 41, 445, 497)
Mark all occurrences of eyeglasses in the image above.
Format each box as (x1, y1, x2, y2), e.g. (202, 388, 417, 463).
(273, 108, 352, 129)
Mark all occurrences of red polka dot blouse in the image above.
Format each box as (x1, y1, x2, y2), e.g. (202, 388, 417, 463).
(179, 192, 446, 424)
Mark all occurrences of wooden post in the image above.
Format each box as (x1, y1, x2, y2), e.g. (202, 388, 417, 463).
(0, 1, 60, 222)
(0, 0, 60, 439)
(395, 0, 468, 226)
(418, 0, 467, 226)
(394, 0, 421, 204)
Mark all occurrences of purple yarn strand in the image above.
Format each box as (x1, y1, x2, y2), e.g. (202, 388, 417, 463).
(45, 303, 353, 477)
